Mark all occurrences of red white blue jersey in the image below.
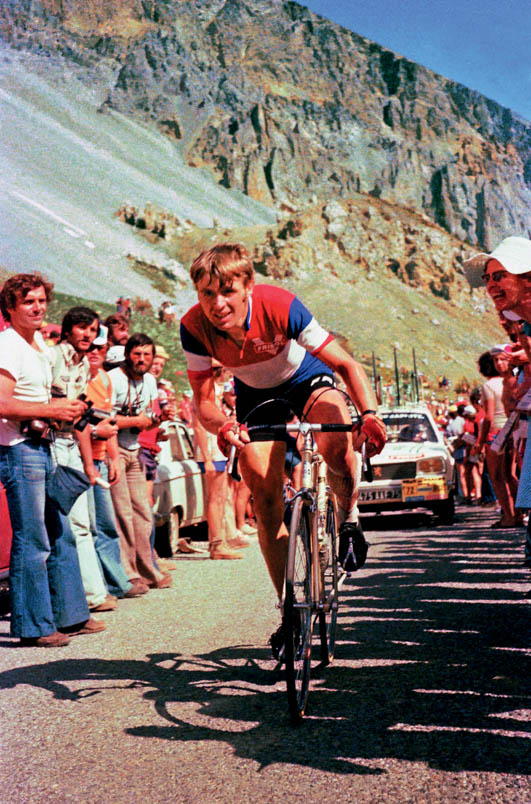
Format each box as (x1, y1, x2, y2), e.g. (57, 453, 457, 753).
(180, 285, 334, 391)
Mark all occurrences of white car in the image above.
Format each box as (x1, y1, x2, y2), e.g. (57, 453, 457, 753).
(358, 404, 456, 523)
(152, 420, 206, 554)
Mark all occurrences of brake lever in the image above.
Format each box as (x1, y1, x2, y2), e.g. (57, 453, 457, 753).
(362, 441, 373, 483)
(227, 444, 241, 481)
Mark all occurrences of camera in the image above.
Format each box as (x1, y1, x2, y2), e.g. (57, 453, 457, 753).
(21, 419, 52, 441)
(74, 394, 113, 433)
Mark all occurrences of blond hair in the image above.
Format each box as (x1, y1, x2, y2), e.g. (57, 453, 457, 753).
(190, 243, 254, 287)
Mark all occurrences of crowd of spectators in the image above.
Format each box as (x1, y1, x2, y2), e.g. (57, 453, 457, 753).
(0, 276, 256, 647)
(2, 236, 530, 645)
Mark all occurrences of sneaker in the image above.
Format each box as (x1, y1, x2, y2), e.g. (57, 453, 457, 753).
(240, 523, 258, 536)
(338, 522, 368, 572)
(269, 620, 286, 662)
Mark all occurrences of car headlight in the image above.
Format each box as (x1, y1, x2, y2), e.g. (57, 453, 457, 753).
(417, 457, 445, 475)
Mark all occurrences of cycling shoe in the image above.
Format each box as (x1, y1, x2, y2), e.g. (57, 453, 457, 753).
(269, 615, 301, 663)
(338, 522, 368, 572)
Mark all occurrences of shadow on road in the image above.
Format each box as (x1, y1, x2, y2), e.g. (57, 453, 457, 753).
(0, 509, 529, 776)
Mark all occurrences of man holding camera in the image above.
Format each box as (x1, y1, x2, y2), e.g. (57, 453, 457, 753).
(108, 333, 171, 590)
(0, 275, 95, 646)
(50, 306, 113, 615)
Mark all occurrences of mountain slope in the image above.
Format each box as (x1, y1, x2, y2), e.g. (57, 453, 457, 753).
(0, 46, 275, 306)
(2, 0, 530, 250)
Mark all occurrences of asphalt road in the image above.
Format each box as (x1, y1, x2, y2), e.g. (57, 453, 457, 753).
(1, 506, 529, 803)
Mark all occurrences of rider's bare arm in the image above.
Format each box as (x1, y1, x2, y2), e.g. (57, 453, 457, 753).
(316, 340, 386, 455)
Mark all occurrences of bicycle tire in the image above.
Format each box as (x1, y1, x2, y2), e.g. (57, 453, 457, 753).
(284, 496, 313, 724)
(319, 495, 339, 665)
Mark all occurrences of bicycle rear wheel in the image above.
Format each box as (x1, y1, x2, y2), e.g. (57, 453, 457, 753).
(284, 496, 313, 724)
(319, 495, 339, 665)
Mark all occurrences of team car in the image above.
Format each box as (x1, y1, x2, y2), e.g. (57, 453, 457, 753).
(358, 404, 456, 523)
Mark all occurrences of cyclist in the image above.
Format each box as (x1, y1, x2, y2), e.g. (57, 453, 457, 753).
(180, 244, 386, 653)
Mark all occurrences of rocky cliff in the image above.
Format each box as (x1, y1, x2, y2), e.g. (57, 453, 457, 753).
(2, 0, 530, 251)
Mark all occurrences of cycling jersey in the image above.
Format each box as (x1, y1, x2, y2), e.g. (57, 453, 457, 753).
(180, 285, 334, 391)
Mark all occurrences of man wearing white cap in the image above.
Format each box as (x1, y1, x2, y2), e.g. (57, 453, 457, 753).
(464, 236, 531, 322)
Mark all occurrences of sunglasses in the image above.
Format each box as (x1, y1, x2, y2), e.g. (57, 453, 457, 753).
(88, 344, 106, 352)
(481, 270, 506, 283)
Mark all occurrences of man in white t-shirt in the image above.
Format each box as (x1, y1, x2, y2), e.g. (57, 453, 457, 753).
(108, 333, 170, 590)
(0, 273, 100, 647)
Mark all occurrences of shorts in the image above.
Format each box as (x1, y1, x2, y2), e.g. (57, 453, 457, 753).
(235, 372, 336, 432)
(197, 460, 227, 473)
(139, 447, 158, 481)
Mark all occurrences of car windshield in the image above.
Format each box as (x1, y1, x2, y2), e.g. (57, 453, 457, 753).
(382, 412, 438, 443)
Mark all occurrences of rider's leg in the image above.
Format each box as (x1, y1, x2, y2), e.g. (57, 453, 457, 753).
(239, 440, 288, 598)
(304, 388, 360, 521)
(304, 388, 367, 571)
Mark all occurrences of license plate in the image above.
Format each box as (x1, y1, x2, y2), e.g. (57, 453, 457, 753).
(358, 486, 402, 502)
(402, 477, 447, 502)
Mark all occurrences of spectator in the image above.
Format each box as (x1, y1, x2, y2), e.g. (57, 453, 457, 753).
(470, 387, 496, 505)
(50, 307, 114, 613)
(40, 321, 61, 346)
(191, 363, 244, 559)
(462, 404, 483, 504)
(178, 389, 194, 425)
(0, 273, 100, 646)
(140, 344, 181, 566)
(445, 404, 467, 502)
(103, 313, 129, 370)
(109, 333, 171, 589)
(472, 350, 520, 527)
(85, 329, 146, 599)
(464, 236, 531, 323)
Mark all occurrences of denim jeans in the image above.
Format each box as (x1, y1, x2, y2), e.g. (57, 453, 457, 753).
(54, 437, 108, 608)
(0, 441, 89, 638)
(86, 460, 131, 597)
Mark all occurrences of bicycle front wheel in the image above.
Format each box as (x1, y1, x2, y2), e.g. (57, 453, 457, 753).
(319, 495, 339, 665)
(284, 496, 313, 724)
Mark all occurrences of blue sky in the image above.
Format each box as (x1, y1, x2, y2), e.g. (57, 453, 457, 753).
(302, 0, 531, 122)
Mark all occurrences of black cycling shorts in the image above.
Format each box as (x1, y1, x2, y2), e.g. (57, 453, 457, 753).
(235, 372, 337, 434)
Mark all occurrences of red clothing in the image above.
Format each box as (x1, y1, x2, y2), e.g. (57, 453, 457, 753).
(138, 398, 162, 453)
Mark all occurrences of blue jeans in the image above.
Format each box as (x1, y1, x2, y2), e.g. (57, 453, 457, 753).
(0, 441, 89, 638)
(86, 460, 131, 597)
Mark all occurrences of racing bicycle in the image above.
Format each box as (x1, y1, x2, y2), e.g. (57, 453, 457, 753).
(230, 417, 372, 723)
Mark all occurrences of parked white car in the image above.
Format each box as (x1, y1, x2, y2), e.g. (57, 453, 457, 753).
(358, 404, 456, 523)
(152, 420, 206, 554)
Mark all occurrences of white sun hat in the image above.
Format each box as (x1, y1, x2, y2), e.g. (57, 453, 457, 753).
(463, 236, 531, 288)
